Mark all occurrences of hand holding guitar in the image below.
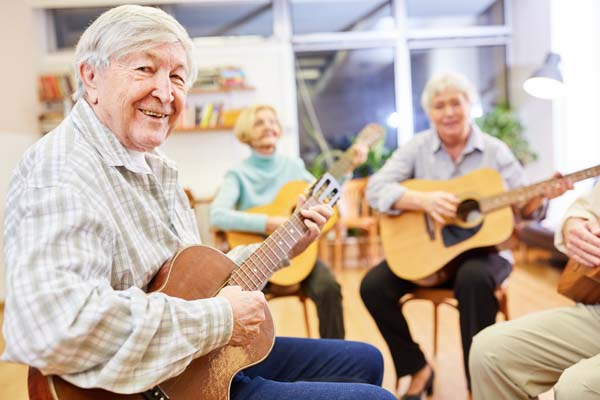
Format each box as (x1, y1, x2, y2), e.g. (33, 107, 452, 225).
(347, 143, 369, 172)
(289, 196, 334, 259)
(522, 172, 573, 217)
(218, 286, 267, 346)
(563, 217, 600, 267)
(421, 191, 460, 223)
(396, 189, 460, 224)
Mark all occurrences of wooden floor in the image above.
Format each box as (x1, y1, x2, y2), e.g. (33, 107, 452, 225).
(0, 247, 571, 399)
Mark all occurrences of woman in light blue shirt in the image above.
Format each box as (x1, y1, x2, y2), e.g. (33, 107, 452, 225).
(211, 104, 366, 339)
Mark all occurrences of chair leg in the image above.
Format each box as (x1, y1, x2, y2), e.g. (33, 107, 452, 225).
(333, 233, 343, 272)
(433, 304, 439, 357)
(499, 293, 509, 321)
(301, 297, 311, 338)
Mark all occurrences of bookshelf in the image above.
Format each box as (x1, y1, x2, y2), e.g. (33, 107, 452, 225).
(174, 66, 255, 134)
(38, 73, 75, 134)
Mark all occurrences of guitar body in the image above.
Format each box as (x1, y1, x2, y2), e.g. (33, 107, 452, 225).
(28, 245, 275, 400)
(558, 259, 600, 304)
(379, 169, 514, 283)
(226, 180, 338, 286)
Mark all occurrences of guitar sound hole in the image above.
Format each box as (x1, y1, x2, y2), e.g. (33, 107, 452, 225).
(456, 199, 481, 224)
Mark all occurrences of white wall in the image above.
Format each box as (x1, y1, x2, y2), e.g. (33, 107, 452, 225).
(509, 0, 555, 182)
(511, 0, 600, 228)
(0, 2, 42, 301)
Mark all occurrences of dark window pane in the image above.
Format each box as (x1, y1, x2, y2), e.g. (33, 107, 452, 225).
(407, 0, 504, 29)
(410, 45, 508, 133)
(51, 2, 273, 49)
(52, 7, 111, 49)
(169, 2, 272, 38)
(296, 48, 396, 175)
(292, 0, 392, 35)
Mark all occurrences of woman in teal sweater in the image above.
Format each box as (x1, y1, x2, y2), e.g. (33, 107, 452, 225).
(210, 104, 366, 339)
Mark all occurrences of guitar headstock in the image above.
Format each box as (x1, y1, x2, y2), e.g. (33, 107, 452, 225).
(307, 172, 341, 208)
(355, 123, 385, 149)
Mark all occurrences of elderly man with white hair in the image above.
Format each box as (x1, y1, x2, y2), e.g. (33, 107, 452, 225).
(2, 5, 395, 400)
(360, 72, 570, 398)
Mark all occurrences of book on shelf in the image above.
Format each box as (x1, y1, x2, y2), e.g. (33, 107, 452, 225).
(38, 74, 74, 102)
(191, 66, 248, 91)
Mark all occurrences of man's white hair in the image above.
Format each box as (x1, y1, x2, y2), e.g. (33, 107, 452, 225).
(420, 72, 478, 116)
(73, 5, 197, 100)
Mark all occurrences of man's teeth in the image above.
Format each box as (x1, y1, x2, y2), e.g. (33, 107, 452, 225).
(141, 109, 167, 118)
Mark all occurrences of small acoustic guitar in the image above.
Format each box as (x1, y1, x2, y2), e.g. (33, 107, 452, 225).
(226, 123, 385, 286)
(379, 164, 600, 285)
(27, 174, 342, 400)
(558, 259, 600, 304)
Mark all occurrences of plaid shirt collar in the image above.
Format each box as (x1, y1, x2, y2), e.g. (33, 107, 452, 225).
(71, 99, 178, 176)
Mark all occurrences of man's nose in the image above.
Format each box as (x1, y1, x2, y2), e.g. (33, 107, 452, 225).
(152, 73, 174, 103)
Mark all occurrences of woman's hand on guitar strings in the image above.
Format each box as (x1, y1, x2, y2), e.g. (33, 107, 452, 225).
(288, 195, 334, 259)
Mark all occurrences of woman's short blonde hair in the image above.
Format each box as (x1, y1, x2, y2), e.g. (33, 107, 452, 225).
(420, 72, 477, 115)
(234, 104, 281, 144)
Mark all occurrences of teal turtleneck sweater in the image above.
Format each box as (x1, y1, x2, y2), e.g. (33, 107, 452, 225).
(210, 150, 315, 234)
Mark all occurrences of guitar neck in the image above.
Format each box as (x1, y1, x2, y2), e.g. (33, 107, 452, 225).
(229, 197, 323, 291)
(480, 164, 600, 213)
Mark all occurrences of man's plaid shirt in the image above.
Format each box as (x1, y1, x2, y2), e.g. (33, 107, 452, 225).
(2, 100, 246, 393)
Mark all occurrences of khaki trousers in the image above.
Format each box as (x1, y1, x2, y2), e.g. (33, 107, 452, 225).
(470, 304, 600, 399)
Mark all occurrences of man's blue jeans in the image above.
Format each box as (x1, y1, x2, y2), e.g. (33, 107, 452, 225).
(230, 337, 396, 400)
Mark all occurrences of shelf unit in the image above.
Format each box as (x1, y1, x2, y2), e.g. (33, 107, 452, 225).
(174, 84, 255, 134)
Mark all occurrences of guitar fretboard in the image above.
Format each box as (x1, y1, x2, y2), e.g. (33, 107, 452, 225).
(480, 164, 600, 213)
(229, 197, 317, 291)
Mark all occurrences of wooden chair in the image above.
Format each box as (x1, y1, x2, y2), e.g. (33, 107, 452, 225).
(264, 283, 312, 338)
(332, 177, 379, 270)
(399, 282, 510, 356)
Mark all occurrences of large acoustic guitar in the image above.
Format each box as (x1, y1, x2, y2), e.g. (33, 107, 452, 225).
(226, 123, 384, 286)
(27, 175, 342, 400)
(380, 165, 600, 285)
(558, 259, 600, 304)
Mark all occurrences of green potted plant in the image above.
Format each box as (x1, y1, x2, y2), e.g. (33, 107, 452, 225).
(475, 103, 537, 165)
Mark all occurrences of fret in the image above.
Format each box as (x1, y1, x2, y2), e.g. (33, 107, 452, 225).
(263, 239, 287, 261)
(271, 230, 293, 251)
(269, 232, 289, 254)
(246, 252, 271, 282)
(231, 262, 261, 290)
(256, 245, 279, 271)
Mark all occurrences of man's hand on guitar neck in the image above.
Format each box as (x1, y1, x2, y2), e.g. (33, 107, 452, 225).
(521, 172, 573, 217)
(289, 196, 334, 259)
(218, 286, 267, 346)
(563, 217, 600, 267)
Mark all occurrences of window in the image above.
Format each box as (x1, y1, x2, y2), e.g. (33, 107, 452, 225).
(296, 47, 397, 167)
(291, 0, 392, 35)
(50, 2, 273, 49)
(407, 0, 505, 29)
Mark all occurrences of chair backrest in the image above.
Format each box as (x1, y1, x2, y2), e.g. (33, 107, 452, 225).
(338, 177, 372, 221)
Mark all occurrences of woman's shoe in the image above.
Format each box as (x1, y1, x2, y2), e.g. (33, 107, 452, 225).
(399, 369, 434, 400)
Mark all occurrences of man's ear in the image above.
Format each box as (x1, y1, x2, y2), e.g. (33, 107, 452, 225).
(79, 62, 99, 104)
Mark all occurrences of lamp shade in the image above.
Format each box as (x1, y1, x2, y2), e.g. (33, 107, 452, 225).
(523, 52, 564, 100)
